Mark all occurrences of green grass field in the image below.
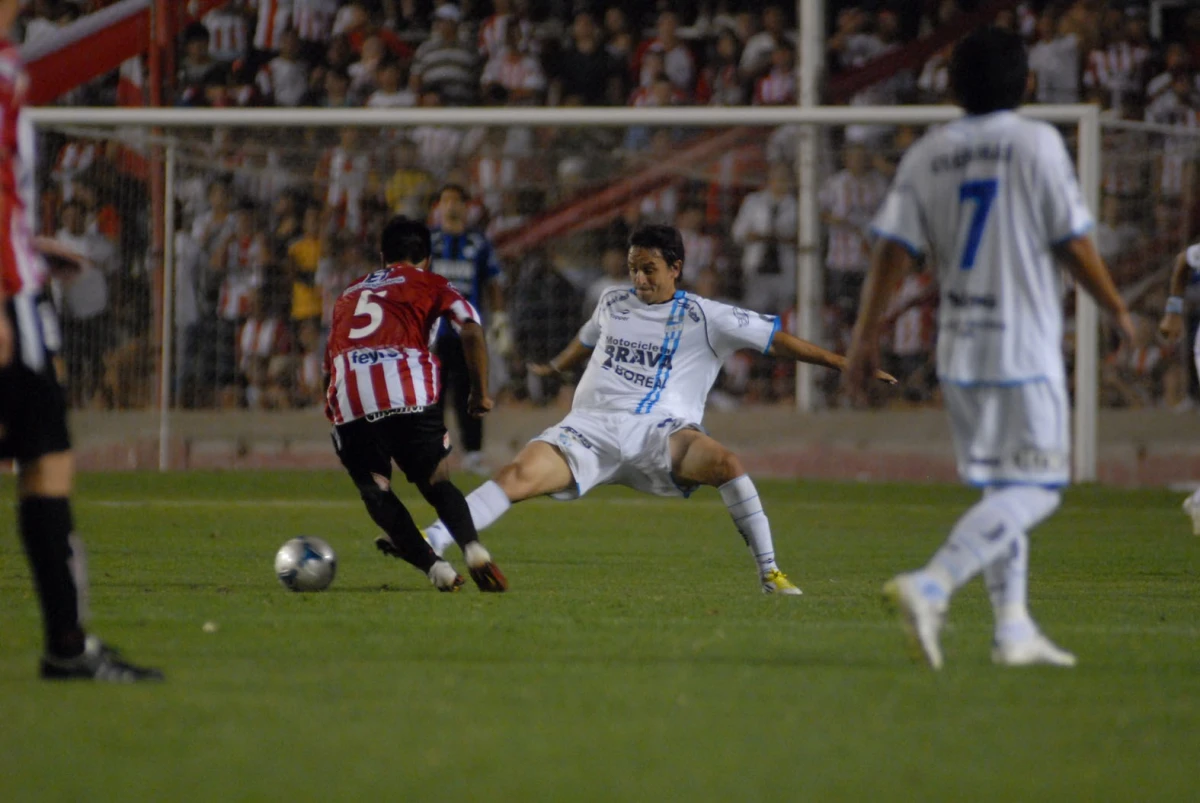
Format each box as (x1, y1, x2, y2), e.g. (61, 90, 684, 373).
(0, 472, 1197, 802)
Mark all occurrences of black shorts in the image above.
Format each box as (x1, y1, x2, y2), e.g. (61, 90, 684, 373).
(332, 407, 451, 486)
(0, 295, 71, 462)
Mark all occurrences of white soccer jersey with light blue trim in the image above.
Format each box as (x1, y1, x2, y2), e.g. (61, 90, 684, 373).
(872, 111, 1094, 384)
(572, 288, 780, 422)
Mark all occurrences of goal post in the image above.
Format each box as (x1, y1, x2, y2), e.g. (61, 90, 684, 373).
(26, 104, 1102, 479)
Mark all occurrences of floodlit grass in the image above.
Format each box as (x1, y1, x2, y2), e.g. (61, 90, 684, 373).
(0, 472, 1196, 801)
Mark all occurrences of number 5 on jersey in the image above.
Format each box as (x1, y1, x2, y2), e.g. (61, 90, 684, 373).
(349, 290, 386, 339)
(958, 179, 998, 270)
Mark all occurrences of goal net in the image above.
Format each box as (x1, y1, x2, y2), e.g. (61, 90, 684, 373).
(29, 105, 1123, 477)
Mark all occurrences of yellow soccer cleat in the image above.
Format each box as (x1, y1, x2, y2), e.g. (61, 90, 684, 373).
(761, 568, 803, 596)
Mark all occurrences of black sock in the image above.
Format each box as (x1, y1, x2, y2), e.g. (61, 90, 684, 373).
(419, 480, 479, 548)
(361, 488, 439, 572)
(19, 496, 85, 659)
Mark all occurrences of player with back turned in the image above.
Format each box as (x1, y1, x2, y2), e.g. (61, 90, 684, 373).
(844, 26, 1134, 669)
(0, 0, 161, 681)
(324, 215, 507, 592)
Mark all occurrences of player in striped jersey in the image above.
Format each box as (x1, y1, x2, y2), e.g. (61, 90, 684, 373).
(1155, 241, 1200, 534)
(325, 215, 506, 592)
(419, 224, 896, 596)
(0, 0, 160, 681)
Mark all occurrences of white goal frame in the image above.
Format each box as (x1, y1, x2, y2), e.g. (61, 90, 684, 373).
(28, 104, 1102, 481)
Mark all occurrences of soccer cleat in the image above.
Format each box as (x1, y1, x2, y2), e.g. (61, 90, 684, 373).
(40, 636, 164, 683)
(427, 560, 466, 592)
(1182, 495, 1200, 536)
(992, 633, 1077, 667)
(882, 572, 948, 670)
(761, 568, 802, 595)
(461, 451, 490, 477)
(463, 542, 508, 592)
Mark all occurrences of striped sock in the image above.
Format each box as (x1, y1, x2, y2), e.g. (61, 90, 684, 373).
(719, 475, 779, 574)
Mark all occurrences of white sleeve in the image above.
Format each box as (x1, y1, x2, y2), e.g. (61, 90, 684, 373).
(702, 298, 781, 358)
(1186, 244, 1200, 272)
(870, 149, 927, 257)
(577, 290, 613, 348)
(1032, 124, 1094, 246)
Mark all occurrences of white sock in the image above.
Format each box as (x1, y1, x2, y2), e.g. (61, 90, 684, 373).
(925, 485, 1060, 598)
(719, 475, 779, 574)
(425, 480, 512, 556)
(983, 532, 1036, 643)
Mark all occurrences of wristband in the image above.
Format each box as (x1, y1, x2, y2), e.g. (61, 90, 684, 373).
(1166, 296, 1185, 315)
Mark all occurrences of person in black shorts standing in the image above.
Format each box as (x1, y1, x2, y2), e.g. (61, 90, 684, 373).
(0, 0, 160, 681)
(324, 215, 507, 592)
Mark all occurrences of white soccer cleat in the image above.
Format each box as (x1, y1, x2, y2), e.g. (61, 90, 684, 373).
(882, 572, 948, 670)
(992, 633, 1077, 667)
(1183, 495, 1200, 536)
(427, 560, 465, 592)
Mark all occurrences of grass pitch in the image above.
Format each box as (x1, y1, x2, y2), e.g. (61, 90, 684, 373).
(0, 472, 1196, 802)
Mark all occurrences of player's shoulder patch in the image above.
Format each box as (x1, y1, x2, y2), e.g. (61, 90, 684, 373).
(599, 287, 633, 309)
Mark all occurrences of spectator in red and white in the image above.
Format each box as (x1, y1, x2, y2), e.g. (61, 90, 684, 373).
(917, 44, 952, 104)
(412, 3, 478, 106)
(238, 285, 295, 409)
(882, 260, 936, 403)
(753, 45, 795, 106)
(697, 28, 746, 107)
(740, 5, 791, 81)
(252, 0, 293, 55)
(366, 59, 416, 108)
(293, 0, 338, 60)
(633, 11, 695, 98)
(478, 0, 535, 60)
(1145, 70, 1199, 215)
(732, 161, 796, 315)
(51, 139, 97, 204)
(549, 11, 623, 107)
(1028, 7, 1082, 104)
(318, 127, 374, 235)
(410, 92, 467, 180)
(256, 28, 309, 106)
(204, 1, 253, 63)
(179, 23, 221, 86)
(1083, 9, 1151, 116)
(470, 128, 519, 218)
(212, 199, 269, 324)
(481, 20, 546, 105)
(818, 141, 887, 317)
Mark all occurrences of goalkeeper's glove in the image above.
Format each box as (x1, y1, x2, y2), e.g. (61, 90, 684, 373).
(488, 311, 514, 357)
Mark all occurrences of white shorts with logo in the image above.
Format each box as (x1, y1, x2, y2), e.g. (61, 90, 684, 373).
(943, 377, 1070, 488)
(532, 410, 700, 500)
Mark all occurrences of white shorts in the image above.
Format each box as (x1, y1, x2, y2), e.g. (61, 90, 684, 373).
(532, 410, 700, 500)
(943, 377, 1070, 488)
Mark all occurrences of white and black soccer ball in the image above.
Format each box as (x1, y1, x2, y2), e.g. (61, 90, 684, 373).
(274, 536, 337, 592)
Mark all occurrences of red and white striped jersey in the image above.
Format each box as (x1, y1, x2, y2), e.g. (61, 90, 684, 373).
(889, 272, 935, 357)
(819, 169, 888, 272)
(324, 146, 372, 235)
(239, 315, 291, 371)
(1083, 42, 1149, 111)
(293, 0, 337, 43)
(204, 10, 249, 61)
(0, 39, 44, 298)
(753, 67, 796, 106)
(325, 263, 481, 424)
(478, 14, 534, 59)
(251, 0, 292, 52)
(480, 50, 546, 93)
(217, 234, 267, 320)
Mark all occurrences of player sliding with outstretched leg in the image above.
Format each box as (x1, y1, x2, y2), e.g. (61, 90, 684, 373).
(421, 224, 895, 594)
(324, 216, 506, 592)
(844, 26, 1134, 669)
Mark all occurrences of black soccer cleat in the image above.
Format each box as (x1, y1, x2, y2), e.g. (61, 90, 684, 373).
(40, 636, 164, 683)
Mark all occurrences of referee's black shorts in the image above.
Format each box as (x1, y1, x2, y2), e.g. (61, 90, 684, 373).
(0, 293, 71, 462)
(332, 406, 451, 487)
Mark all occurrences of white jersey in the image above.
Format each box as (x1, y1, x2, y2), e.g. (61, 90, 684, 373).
(1187, 243, 1200, 274)
(573, 288, 780, 423)
(872, 111, 1093, 384)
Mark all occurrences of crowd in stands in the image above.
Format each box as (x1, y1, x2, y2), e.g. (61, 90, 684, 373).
(17, 0, 1200, 410)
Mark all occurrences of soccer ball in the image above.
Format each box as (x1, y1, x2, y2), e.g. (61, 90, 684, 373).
(274, 536, 337, 592)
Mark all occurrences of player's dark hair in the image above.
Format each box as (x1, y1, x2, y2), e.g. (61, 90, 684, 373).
(629, 224, 685, 269)
(950, 26, 1028, 115)
(380, 215, 432, 264)
(439, 183, 469, 201)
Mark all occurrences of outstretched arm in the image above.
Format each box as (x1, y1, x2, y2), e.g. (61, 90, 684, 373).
(1158, 248, 1193, 344)
(768, 329, 896, 383)
(457, 321, 493, 417)
(843, 239, 913, 399)
(529, 337, 595, 379)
